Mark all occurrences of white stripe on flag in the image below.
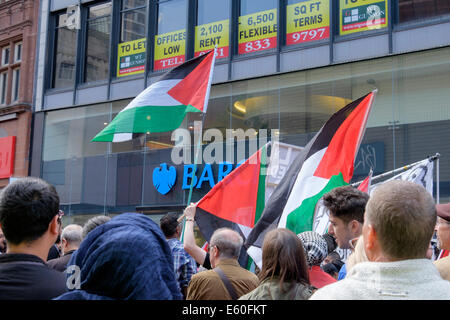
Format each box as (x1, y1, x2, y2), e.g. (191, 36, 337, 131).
(277, 148, 328, 228)
(122, 79, 182, 112)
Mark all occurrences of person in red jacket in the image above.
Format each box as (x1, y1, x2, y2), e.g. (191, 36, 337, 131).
(298, 231, 337, 289)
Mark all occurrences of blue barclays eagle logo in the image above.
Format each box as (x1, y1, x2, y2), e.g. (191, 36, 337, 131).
(153, 163, 177, 195)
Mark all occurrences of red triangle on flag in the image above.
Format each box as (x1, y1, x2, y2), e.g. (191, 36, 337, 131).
(357, 169, 373, 193)
(167, 50, 215, 112)
(314, 92, 375, 182)
(197, 149, 262, 228)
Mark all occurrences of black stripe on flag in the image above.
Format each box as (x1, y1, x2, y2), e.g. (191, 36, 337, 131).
(160, 51, 213, 80)
(196, 207, 251, 268)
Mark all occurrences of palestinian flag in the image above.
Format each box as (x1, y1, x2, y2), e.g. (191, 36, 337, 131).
(194, 144, 268, 266)
(92, 49, 216, 142)
(357, 168, 373, 193)
(246, 91, 377, 268)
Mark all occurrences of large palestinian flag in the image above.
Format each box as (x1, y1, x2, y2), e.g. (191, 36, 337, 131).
(246, 91, 377, 268)
(194, 144, 268, 266)
(195, 144, 268, 241)
(92, 49, 216, 142)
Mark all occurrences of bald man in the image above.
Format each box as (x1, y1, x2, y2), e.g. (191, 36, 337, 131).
(48, 224, 83, 272)
(186, 228, 258, 300)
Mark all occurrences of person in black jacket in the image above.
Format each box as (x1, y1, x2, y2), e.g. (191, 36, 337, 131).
(48, 224, 83, 272)
(0, 177, 67, 300)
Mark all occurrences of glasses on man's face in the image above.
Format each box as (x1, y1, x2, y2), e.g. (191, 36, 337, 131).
(349, 237, 359, 251)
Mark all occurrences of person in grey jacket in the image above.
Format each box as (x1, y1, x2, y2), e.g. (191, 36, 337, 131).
(310, 180, 450, 300)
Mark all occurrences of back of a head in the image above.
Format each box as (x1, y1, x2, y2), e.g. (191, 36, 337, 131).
(62, 224, 83, 248)
(210, 228, 243, 259)
(346, 237, 368, 271)
(63, 213, 181, 300)
(159, 213, 179, 238)
(365, 180, 436, 260)
(259, 228, 310, 286)
(82, 215, 111, 239)
(0, 177, 59, 245)
(298, 231, 328, 267)
(323, 186, 369, 224)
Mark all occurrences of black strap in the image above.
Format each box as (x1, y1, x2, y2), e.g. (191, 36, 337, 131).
(214, 267, 239, 300)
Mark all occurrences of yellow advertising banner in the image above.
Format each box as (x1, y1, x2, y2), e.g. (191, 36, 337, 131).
(238, 8, 277, 55)
(195, 19, 229, 58)
(154, 29, 186, 71)
(117, 38, 146, 77)
(286, 0, 330, 45)
(339, 0, 388, 35)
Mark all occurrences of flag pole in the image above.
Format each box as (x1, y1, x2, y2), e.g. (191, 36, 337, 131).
(351, 153, 441, 187)
(180, 47, 217, 241)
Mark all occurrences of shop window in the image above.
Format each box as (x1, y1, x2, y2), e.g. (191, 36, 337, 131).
(286, 0, 330, 46)
(52, 12, 77, 88)
(117, 0, 147, 78)
(238, 0, 277, 55)
(84, 2, 112, 83)
(195, 0, 231, 59)
(154, 0, 187, 71)
(398, 0, 450, 24)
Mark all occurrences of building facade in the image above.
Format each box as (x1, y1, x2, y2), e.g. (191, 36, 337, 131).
(0, 0, 39, 188)
(31, 0, 450, 225)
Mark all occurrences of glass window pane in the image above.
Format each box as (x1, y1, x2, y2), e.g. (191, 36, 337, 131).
(195, 0, 230, 59)
(42, 104, 110, 215)
(121, 8, 147, 42)
(398, 0, 450, 23)
(0, 73, 7, 104)
(122, 0, 146, 10)
(85, 15, 111, 82)
(53, 23, 77, 88)
(88, 2, 112, 19)
(2, 47, 10, 65)
(286, 0, 330, 46)
(12, 68, 19, 101)
(154, 0, 187, 71)
(14, 43, 22, 62)
(238, 0, 277, 55)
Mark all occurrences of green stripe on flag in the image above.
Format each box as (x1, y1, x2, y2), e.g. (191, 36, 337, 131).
(246, 145, 267, 271)
(286, 173, 348, 235)
(254, 145, 267, 224)
(92, 104, 201, 142)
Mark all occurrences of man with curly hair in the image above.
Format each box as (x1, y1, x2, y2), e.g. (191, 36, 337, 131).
(322, 185, 369, 280)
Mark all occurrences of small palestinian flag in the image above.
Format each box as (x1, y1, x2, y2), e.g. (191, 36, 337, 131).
(194, 144, 268, 266)
(92, 49, 216, 142)
(357, 168, 373, 193)
(246, 91, 377, 268)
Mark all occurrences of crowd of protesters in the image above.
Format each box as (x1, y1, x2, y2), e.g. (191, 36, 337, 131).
(0, 177, 449, 300)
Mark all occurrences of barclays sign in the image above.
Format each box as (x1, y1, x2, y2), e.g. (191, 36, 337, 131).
(152, 161, 243, 195)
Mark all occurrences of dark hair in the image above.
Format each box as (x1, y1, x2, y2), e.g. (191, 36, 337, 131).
(322, 186, 369, 224)
(258, 228, 310, 291)
(82, 215, 111, 239)
(0, 177, 60, 245)
(322, 263, 339, 276)
(159, 213, 179, 238)
(322, 233, 337, 253)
